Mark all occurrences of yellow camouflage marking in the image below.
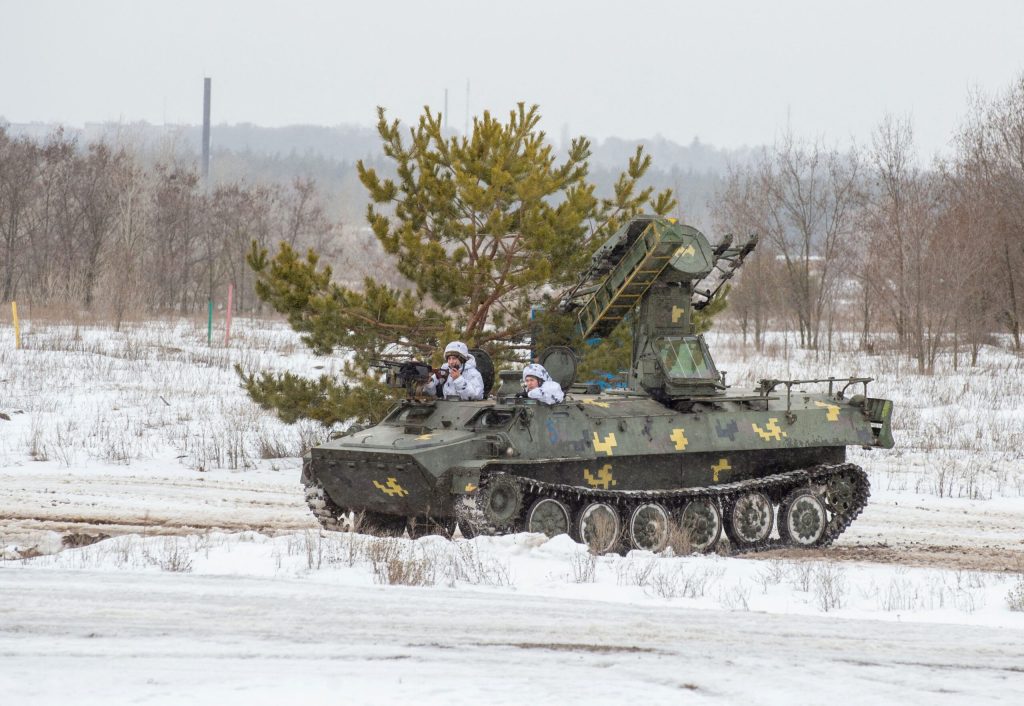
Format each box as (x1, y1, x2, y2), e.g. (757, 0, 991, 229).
(592, 432, 617, 456)
(670, 427, 689, 450)
(711, 458, 731, 482)
(464, 483, 478, 493)
(373, 478, 409, 497)
(675, 244, 696, 257)
(671, 305, 685, 323)
(814, 400, 841, 421)
(583, 464, 617, 489)
(582, 399, 611, 409)
(752, 418, 788, 441)
(415, 433, 434, 440)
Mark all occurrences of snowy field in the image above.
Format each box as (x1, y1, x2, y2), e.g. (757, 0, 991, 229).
(1, 317, 1023, 705)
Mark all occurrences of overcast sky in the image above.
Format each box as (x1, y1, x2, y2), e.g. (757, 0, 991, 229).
(2, 0, 1023, 159)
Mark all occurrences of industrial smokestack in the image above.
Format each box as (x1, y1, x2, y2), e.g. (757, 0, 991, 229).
(202, 77, 212, 183)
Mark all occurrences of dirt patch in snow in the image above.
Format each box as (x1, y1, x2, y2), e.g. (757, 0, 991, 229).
(751, 542, 1024, 573)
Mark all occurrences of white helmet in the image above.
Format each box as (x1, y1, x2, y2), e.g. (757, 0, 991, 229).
(522, 363, 550, 383)
(443, 340, 469, 362)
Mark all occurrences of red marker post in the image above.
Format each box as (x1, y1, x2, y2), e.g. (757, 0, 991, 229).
(224, 284, 233, 346)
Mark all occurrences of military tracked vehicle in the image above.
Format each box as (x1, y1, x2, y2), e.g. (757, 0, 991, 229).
(302, 216, 894, 553)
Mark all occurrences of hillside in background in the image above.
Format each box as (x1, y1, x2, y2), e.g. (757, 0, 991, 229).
(1, 119, 749, 231)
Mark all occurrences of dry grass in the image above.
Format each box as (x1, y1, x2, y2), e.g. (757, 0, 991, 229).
(1007, 575, 1024, 611)
(447, 542, 512, 587)
(582, 508, 621, 555)
(664, 519, 695, 556)
(812, 562, 847, 612)
(755, 560, 786, 593)
(647, 563, 723, 599)
(373, 542, 438, 587)
(787, 560, 815, 592)
(615, 557, 658, 587)
(277, 529, 513, 588)
(25, 534, 209, 572)
(854, 566, 989, 613)
(145, 538, 194, 573)
(0, 317, 333, 473)
(14, 528, 504, 588)
(570, 549, 598, 583)
(718, 581, 753, 611)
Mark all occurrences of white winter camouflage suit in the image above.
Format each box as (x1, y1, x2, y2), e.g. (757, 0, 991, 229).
(425, 342, 485, 400)
(522, 363, 564, 405)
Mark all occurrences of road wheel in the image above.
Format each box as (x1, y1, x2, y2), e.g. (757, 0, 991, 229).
(576, 502, 622, 554)
(825, 473, 857, 515)
(480, 474, 524, 532)
(724, 491, 774, 548)
(778, 489, 827, 547)
(679, 499, 722, 553)
(525, 497, 571, 538)
(628, 503, 671, 552)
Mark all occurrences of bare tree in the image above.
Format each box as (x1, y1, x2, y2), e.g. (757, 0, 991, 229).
(279, 177, 333, 250)
(30, 130, 83, 306)
(105, 153, 148, 329)
(936, 160, 996, 368)
(864, 115, 928, 350)
(715, 172, 777, 351)
(717, 130, 860, 349)
(203, 183, 277, 312)
(956, 78, 1024, 350)
(0, 128, 38, 301)
(149, 162, 204, 312)
(74, 142, 126, 308)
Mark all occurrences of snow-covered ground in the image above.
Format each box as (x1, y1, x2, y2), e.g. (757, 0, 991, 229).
(1, 317, 1023, 704)
(4, 533, 1024, 706)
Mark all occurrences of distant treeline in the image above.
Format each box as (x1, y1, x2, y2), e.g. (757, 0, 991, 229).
(0, 128, 357, 326)
(0, 118, 738, 324)
(2, 119, 745, 226)
(715, 75, 1024, 371)
(3, 73, 1023, 372)
(3, 119, 752, 171)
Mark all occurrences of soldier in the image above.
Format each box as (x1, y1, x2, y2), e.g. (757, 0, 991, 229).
(522, 363, 564, 405)
(425, 341, 485, 400)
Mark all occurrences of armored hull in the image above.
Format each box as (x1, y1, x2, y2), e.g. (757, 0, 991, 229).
(302, 386, 893, 552)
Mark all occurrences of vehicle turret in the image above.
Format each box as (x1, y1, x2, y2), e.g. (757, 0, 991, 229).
(559, 216, 756, 402)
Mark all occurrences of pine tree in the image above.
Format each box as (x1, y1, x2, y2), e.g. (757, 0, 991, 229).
(240, 103, 675, 427)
